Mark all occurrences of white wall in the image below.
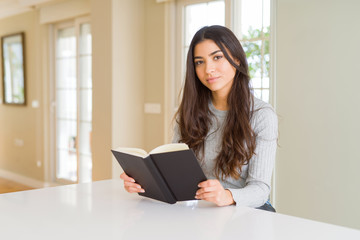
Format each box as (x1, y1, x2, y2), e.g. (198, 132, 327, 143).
(91, 0, 113, 180)
(275, 0, 360, 229)
(111, 0, 145, 178)
(143, 1, 167, 151)
(0, 10, 45, 182)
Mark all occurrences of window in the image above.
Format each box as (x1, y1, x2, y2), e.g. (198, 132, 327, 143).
(169, 0, 274, 203)
(174, 0, 272, 105)
(52, 17, 92, 184)
(234, 0, 271, 102)
(175, 0, 226, 107)
(169, 0, 275, 205)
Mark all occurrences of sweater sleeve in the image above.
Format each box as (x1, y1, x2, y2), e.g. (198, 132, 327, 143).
(171, 123, 181, 143)
(228, 107, 278, 207)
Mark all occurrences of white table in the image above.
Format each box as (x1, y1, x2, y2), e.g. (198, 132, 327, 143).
(0, 179, 359, 240)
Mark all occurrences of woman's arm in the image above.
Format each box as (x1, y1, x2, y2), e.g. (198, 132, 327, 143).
(174, 104, 278, 207)
(228, 106, 278, 207)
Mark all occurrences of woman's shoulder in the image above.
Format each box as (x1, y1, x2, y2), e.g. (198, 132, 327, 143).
(253, 97, 274, 111)
(251, 97, 278, 139)
(252, 97, 276, 118)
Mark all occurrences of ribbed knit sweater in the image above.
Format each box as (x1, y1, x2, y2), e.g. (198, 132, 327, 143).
(173, 97, 278, 207)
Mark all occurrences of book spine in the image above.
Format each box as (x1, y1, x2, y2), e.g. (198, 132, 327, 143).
(143, 156, 177, 204)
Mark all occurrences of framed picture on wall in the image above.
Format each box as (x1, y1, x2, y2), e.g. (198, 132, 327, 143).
(1, 32, 26, 105)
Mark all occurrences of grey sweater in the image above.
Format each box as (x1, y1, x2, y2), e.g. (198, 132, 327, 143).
(172, 97, 278, 207)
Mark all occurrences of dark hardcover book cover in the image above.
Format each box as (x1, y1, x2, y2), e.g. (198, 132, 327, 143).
(150, 150, 207, 201)
(111, 149, 207, 204)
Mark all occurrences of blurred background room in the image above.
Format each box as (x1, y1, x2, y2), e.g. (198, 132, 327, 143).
(0, 0, 359, 230)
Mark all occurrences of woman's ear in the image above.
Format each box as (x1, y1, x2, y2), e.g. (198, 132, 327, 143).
(234, 58, 240, 66)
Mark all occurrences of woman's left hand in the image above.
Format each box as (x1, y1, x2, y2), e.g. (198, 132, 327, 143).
(195, 179, 235, 206)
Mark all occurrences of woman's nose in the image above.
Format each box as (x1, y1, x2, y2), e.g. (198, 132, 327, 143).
(205, 62, 215, 74)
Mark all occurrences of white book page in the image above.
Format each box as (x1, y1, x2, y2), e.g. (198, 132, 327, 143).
(113, 147, 148, 158)
(149, 143, 189, 154)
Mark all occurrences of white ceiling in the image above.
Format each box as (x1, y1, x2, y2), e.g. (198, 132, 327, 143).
(0, 0, 60, 20)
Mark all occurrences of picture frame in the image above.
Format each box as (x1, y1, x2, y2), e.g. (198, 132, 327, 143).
(1, 32, 26, 105)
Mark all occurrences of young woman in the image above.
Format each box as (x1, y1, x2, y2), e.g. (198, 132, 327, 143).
(121, 25, 278, 211)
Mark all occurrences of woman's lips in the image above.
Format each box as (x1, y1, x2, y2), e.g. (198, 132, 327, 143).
(207, 76, 219, 83)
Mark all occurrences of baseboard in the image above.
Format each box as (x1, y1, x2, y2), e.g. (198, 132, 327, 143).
(0, 168, 58, 188)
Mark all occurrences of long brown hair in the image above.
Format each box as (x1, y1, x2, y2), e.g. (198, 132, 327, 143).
(175, 25, 256, 180)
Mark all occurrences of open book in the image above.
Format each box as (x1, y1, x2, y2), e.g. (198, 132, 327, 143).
(111, 143, 207, 204)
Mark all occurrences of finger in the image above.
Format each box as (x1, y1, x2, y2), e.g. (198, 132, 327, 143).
(120, 172, 135, 182)
(196, 187, 219, 196)
(198, 179, 218, 188)
(124, 181, 142, 189)
(196, 186, 217, 195)
(196, 185, 224, 199)
(126, 186, 145, 193)
(195, 192, 217, 200)
(202, 186, 219, 193)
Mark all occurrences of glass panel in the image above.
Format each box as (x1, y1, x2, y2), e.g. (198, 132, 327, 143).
(262, 89, 270, 102)
(242, 40, 262, 78)
(56, 26, 77, 182)
(56, 89, 77, 120)
(262, 77, 270, 88)
(57, 149, 77, 181)
(263, 39, 270, 76)
(254, 89, 262, 99)
(56, 119, 77, 150)
(79, 22, 92, 183)
(56, 119, 77, 182)
(80, 23, 92, 55)
(54, 22, 93, 183)
(57, 27, 76, 58)
(241, 0, 263, 39)
(80, 89, 92, 122)
(184, 1, 225, 46)
(79, 154, 92, 183)
(185, 3, 207, 46)
(207, 1, 225, 26)
(56, 58, 76, 89)
(79, 56, 92, 88)
(251, 77, 262, 88)
(79, 121, 92, 183)
(79, 122, 92, 155)
(263, 0, 271, 29)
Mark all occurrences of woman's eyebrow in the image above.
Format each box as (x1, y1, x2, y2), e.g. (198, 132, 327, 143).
(209, 50, 222, 56)
(194, 49, 222, 60)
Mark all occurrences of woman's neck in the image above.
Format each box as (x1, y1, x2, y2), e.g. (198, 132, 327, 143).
(211, 93, 228, 111)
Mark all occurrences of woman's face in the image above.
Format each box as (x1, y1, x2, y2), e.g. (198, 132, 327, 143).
(193, 39, 237, 98)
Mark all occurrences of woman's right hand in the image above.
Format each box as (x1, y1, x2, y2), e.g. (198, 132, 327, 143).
(120, 172, 145, 193)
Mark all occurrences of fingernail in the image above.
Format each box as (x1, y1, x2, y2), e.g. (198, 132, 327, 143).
(130, 179, 135, 183)
(136, 185, 141, 189)
(140, 189, 145, 193)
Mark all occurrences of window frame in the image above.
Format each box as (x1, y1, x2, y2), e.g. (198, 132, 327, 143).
(174, 0, 231, 109)
(164, 0, 277, 205)
(50, 16, 92, 185)
(233, 0, 272, 103)
(172, 0, 275, 109)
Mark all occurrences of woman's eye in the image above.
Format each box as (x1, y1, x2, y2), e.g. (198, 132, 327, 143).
(194, 61, 203, 66)
(214, 55, 223, 61)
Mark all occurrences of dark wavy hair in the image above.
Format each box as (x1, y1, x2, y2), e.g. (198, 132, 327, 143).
(175, 25, 256, 180)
